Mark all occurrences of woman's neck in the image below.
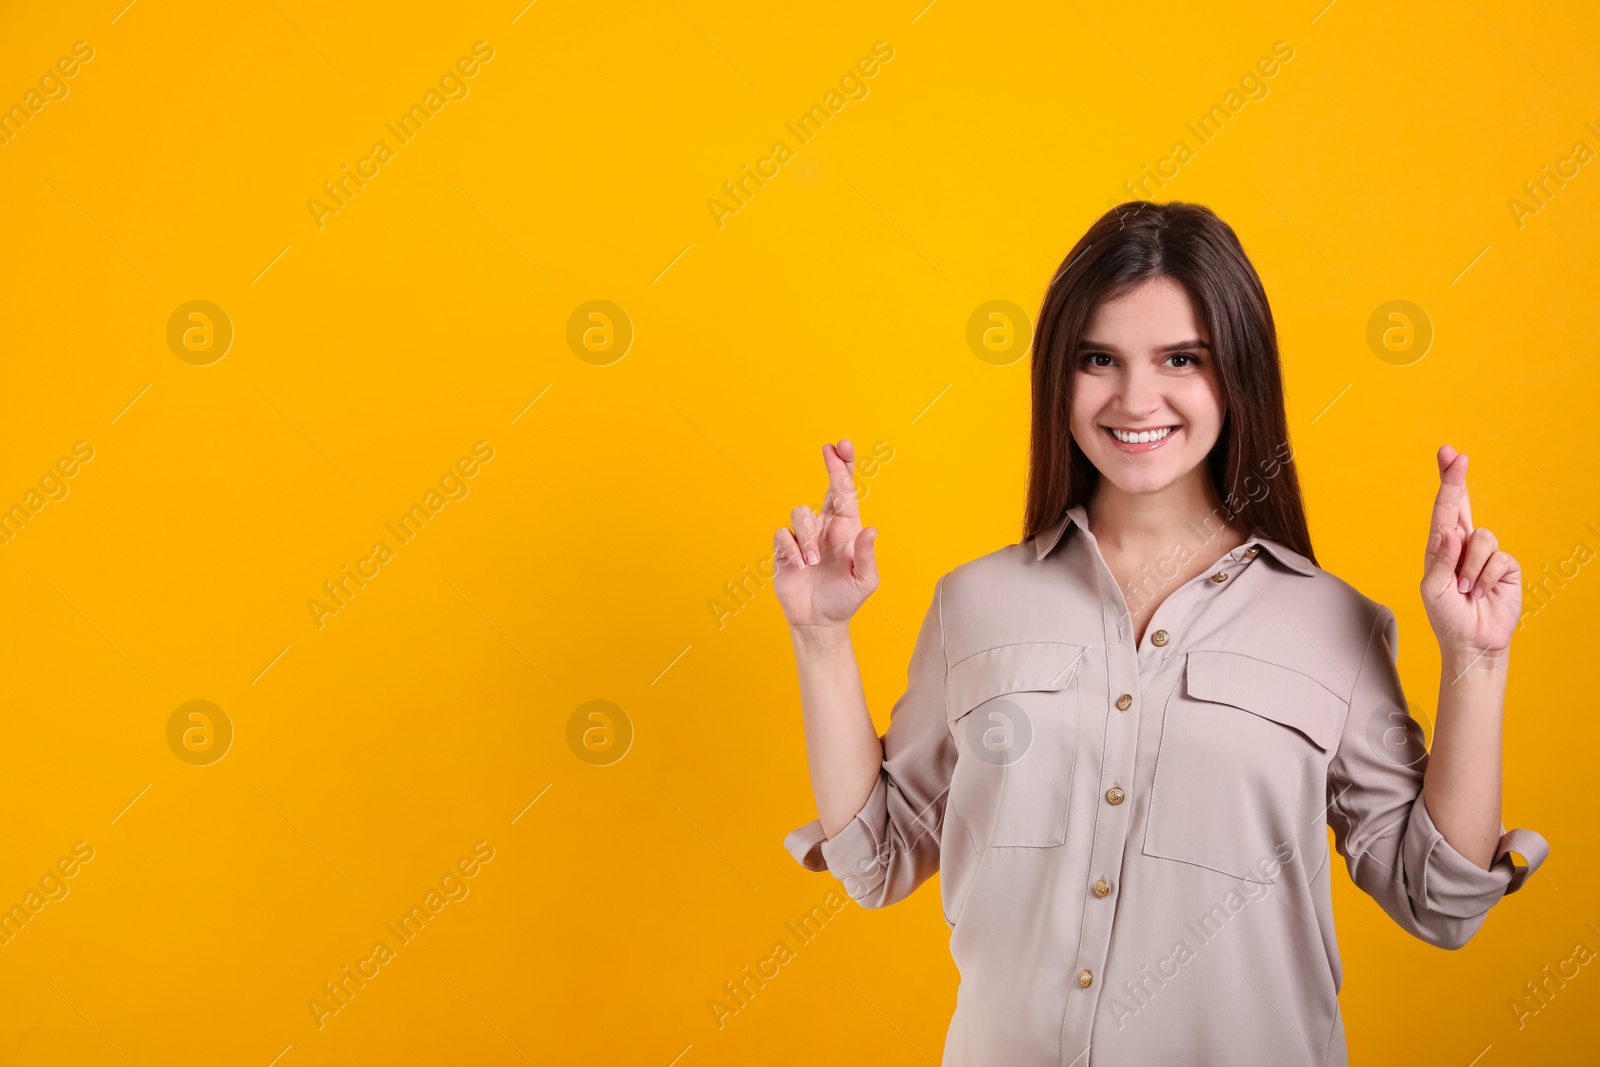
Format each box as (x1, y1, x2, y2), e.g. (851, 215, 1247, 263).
(1085, 478, 1248, 560)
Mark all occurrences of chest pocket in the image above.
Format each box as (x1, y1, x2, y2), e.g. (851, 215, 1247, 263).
(1142, 650, 1347, 882)
(945, 642, 1087, 849)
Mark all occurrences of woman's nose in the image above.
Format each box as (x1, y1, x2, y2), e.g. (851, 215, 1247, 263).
(1115, 364, 1161, 416)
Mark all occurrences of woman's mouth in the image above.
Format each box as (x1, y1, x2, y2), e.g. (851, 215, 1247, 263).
(1101, 424, 1179, 453)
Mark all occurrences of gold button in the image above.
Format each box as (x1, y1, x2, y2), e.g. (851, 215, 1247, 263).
(1116, 693, 1132, 711)
(1105, 786, 1125, 805)
(1210, 572, 1227, 582)
(1150, 629, 1169, 646)
(1244, 547, 1259, 558)
(1077, 968, 1093, 988)
(1093, 878, 1111, 898)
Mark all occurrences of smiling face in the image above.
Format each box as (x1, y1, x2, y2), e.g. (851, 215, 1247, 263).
(1068, 276, 1228, 499)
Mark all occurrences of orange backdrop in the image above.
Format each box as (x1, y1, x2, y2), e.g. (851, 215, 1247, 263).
(0, 1, 1595, 1064)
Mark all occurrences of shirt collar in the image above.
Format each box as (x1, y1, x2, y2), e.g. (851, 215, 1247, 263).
(1031, 503, 1318, 576)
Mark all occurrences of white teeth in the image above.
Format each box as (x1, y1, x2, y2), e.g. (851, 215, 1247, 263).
(1109, 426, 1175, 444)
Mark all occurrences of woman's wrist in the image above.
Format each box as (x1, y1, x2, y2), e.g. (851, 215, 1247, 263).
(1439, 643, 1510, 679)
(790, 621, 853, 653)
(784, 620, 851, 662)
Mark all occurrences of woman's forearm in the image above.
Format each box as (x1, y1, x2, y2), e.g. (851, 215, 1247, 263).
(1421, 649, 1509, 869)
(791, 623, 884, 838)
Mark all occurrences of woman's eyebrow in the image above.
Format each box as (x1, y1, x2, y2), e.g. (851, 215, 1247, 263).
(1077, 338, 1212, 352)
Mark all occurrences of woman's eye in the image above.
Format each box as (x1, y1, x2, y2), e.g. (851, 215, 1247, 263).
(1167, 352, 1199, 367)
(1082, 352, 1113, 368)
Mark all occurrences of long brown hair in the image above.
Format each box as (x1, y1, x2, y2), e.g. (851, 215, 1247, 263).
(1023, 200, 1317, 565)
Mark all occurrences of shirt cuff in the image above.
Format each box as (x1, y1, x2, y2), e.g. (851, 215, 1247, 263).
(782, 775, 893, 900)
(783, 819, 829, 871)
(1404, 790, 1549, 918)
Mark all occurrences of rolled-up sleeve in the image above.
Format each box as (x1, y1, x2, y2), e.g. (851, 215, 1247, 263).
(783, 573, 955, 908)
(1326, 603, 1550, 950)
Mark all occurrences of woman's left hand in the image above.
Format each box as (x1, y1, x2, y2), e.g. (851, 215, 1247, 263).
(1421, 444, 1523, 662)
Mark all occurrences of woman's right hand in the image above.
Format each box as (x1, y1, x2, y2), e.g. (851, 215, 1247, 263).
(774, 438, 880, 634)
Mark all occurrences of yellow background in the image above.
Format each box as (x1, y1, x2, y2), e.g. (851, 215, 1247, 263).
(0, 0, 1596, 1063)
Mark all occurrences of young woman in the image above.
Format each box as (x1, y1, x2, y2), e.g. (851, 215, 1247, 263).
(775, 202, 1548, 1065)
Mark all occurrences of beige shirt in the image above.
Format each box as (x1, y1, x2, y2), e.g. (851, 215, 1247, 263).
(785, 504, 1548, 1066)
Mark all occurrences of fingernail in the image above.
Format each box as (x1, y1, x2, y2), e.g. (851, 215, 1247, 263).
(807, 549, 820, 565)
(1458, 577, 1471, 593)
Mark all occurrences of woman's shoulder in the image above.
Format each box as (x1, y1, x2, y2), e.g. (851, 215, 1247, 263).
(1294, 562, 1393, 630)
(932, 540, 1102, 654)
(936, 532, 1386, 610)
(938, 537, 1074, 601)
(930, 534, 1395, 684)
(1241, 564, 1394, 694)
